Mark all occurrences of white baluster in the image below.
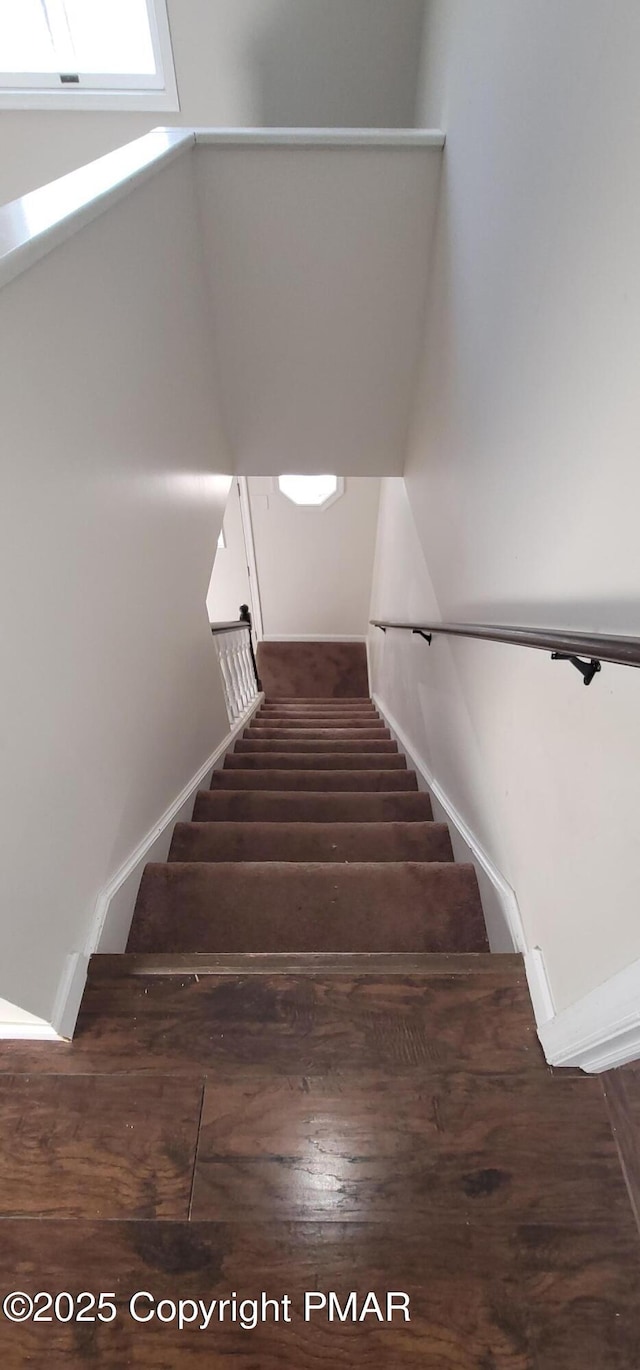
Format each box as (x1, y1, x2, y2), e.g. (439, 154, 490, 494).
(228, 632, 246, 715)
(211, 622, 259, 724)
(217, 633, 237, 722)
(233, 634, 248, 710)
(247, 638, 258, 702)
(237, 627, 254, 705)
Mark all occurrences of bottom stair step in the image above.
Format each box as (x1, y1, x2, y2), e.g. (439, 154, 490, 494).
(127, 861, 488, 955)
(169, 820, 453, 863)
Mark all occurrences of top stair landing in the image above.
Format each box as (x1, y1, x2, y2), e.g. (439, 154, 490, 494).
(256, 641, 370, 699)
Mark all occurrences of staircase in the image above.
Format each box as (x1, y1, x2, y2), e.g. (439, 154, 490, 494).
(126, 697, 490, 961)
(2, 685, 636, 1366)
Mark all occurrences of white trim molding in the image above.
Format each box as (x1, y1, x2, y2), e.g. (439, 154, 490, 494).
(0, 1022, 61, 1041)
(6, 693, 263, 1042)
(0, 127, 193, 291)
(538, 957, 640, 1073)
(0, 1000, 60, 1041)
(372, 692, 555, 1031)
(193, 128, 446, 148)
(0, 126, 445, 292)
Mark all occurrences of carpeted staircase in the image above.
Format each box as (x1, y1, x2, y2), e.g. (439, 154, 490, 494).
(127, 697, 489, 959)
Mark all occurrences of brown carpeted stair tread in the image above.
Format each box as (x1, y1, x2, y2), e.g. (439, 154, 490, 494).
(258, 702, 380, 710)
(257, 642, 370, 699)
(234, 738, 399, 753)
(127, 861, 487, 954)
(248, 720, 388, 732)
(254, 719, 383, 728)
(210, 768, 418, 792)
(223, 752, 407, 771)
(255, 717, 383, 726)
(262, 696, 373, 703)
(244, 728, 392, 740)
(256, 711, 381, 720)
(168, 820, 453, 863)
(257, 714, 381, 722)
(192, 790, 434, 822)
(255, 707, 383, 716)
(255, 705, 381, 713)
(261, 696, 377, 704)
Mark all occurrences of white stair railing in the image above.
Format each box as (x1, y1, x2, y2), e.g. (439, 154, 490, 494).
(210, 606, 261, 723)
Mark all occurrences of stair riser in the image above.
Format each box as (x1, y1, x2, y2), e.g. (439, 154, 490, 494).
(224, 754, 406, 771)
(210, 770, 418, 792)
(234, 740, 399, 753)
(128, 862, 486, 955)
(192, 792, 434, 822)
(169, 821, 453, 863)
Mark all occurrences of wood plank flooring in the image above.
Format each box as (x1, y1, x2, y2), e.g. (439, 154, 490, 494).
(0, 969, 638, 1366)
(190, 1070, 629, 1226)
(0, 1219, 638, 1368)
(0, 1075, 203, 1220)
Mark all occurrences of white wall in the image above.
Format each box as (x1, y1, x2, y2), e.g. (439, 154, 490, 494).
(194, 141, 442, 476)
(0, 150, 232, 1028)
(250, 477, 380, 638)
(207, 479, 252, 624)
(370, 2, 640, 1016)
(0, 0, 425, 206)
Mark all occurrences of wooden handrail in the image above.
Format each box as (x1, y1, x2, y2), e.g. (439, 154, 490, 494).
(370, 619, 640, 685)
(209, 620, 249, 635)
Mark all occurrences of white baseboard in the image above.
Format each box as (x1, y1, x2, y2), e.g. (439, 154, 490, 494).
(0, 1022, 61, 1040)
(26, 693, 264, 1042)
(372, 692, 555, 1030)
(50, 952, 90, 1040)
(538, 956, 640, 1073)
(0, 997, 60, 1040)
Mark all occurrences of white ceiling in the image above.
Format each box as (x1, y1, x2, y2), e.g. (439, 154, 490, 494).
(194, 140, 443, 475)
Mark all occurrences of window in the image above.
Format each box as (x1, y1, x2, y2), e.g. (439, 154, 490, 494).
(277, 475, 344, 509)
(0, 0, 178, 111)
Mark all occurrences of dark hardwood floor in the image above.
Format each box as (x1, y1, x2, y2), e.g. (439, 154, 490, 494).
(0, 965, 639, 1366)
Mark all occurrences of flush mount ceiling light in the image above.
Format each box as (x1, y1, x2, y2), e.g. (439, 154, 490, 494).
(277, 474, 344, 509)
